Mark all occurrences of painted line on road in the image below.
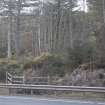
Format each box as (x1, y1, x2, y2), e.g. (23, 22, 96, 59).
(32, 98, 105, 105)
(0, 95, 105, 105)
(99, 103, 105, 105)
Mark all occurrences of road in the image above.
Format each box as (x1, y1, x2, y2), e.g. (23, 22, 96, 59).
(0, 96, 104, 105)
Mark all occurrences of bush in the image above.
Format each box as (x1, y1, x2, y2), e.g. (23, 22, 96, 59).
(0, 59, 23, 82)
(23, 53, 66, 77)
(0, 47, 7, 58)
(67, 43, 95, 70)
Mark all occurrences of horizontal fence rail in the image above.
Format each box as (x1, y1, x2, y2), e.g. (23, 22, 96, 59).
(6, 72, 25, 84)
(0, 84, 105, 93)
(6, 72, 50, 85)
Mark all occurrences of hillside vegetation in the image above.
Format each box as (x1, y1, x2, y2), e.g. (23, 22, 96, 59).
(0, 0, 105, 86)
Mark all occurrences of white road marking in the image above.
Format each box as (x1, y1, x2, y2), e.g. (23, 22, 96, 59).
(0, 95, 104, 105)
(98, 103, 105, 105)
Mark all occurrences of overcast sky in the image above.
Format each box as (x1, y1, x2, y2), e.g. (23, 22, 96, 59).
(78, 0, 88, 12)
(42, 0, 88, 12)
(23, 0, 88, 13)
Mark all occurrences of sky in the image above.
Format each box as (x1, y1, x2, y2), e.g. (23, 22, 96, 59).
(45, 0, 88, 12)
(78, 0, 88, 12)
(23, 0, 88, 13)
(42, 0, 88, 12)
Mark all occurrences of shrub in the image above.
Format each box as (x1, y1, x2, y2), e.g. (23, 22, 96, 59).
(67, 43, 95, 70)
(23, 53, 66, 77)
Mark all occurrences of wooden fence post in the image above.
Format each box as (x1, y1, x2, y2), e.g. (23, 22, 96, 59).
(23, 75, 25, 84)
(6, 72, 7, 84)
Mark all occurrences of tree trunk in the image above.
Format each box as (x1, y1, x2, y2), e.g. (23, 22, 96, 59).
(15, 0, 21, 60)
(7, 12, 12, 59)
(102, 0, 105, 23)
(7, 0, 14, 59)
(69, 0, 73, 49)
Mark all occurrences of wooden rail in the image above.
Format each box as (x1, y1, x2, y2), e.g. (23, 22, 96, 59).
(6, 72, 49, 85)
(6, 72, 25, 84)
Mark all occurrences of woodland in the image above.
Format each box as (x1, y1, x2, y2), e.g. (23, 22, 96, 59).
(0, 0, 105, 86)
